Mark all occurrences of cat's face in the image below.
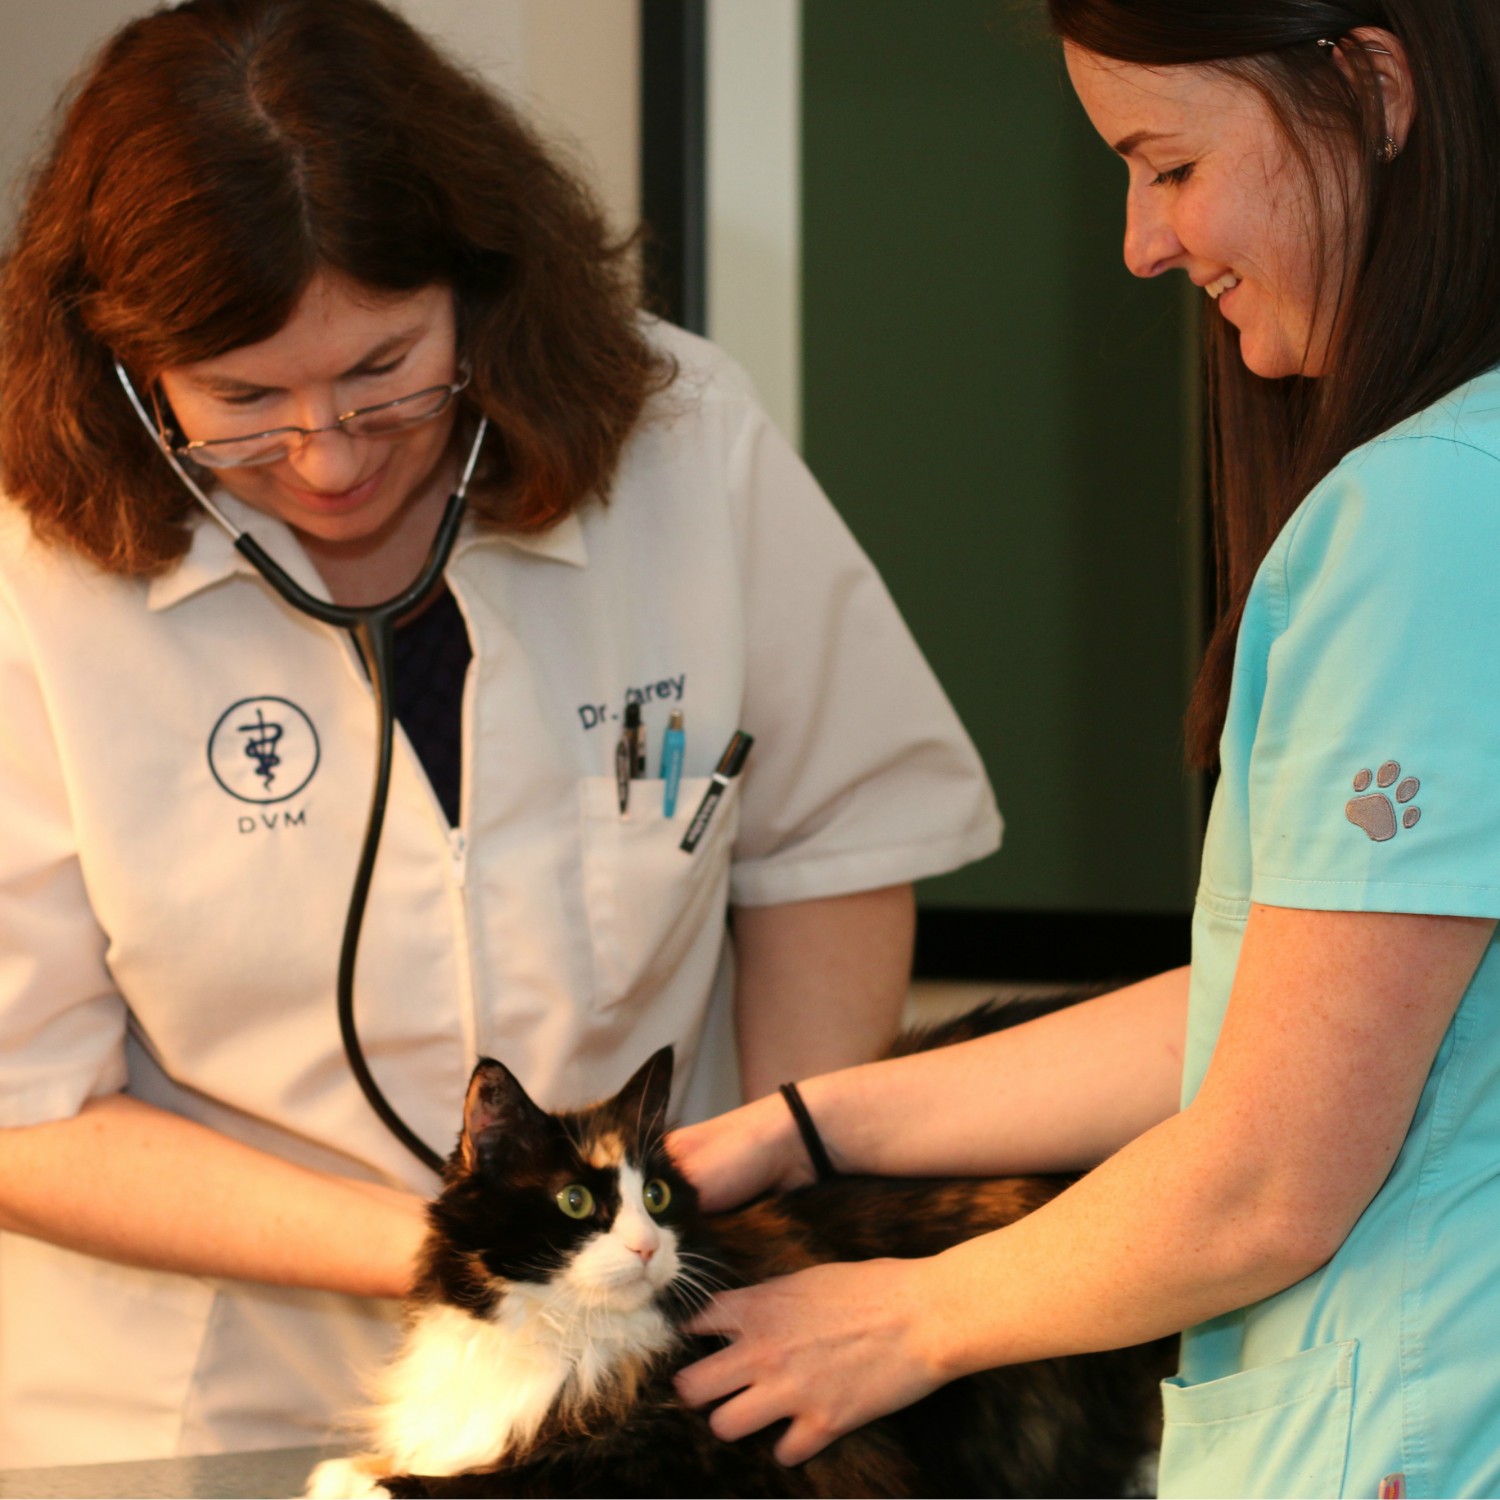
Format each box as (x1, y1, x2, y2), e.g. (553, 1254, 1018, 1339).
(423, 1048, 708, 1322)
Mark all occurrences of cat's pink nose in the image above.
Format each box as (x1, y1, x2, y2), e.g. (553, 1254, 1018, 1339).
(632, 1244, 656, 1264)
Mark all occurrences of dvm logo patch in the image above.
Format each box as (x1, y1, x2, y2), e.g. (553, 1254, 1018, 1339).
(208, 696, 320, 805)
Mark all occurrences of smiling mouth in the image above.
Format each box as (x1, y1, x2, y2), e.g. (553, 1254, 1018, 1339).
(281, 465, 387, 513)
(1204, 272, 1242, 300)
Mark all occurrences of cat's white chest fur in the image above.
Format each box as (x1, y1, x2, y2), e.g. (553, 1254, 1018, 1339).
(307, 1168, 682, 1497)
(380, 1287, 673, 1473)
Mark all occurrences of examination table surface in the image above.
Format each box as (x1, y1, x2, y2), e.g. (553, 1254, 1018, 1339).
(0, 1445, 327, 1497)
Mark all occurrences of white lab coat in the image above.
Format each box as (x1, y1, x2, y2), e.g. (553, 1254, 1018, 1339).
(0, 323, 1001, 1466)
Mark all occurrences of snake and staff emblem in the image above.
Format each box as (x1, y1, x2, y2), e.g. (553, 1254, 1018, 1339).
(208, 696, 321, 805)
(239, 706, 284, 793)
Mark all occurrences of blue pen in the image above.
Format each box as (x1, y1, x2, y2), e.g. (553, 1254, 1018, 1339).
(660, 709, 685, 817)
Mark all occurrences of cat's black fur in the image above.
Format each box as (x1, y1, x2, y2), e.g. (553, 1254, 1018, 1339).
(364, 995, 1174, 1498)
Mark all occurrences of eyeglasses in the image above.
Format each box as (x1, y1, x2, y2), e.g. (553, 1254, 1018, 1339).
(150, 369, 471, 470)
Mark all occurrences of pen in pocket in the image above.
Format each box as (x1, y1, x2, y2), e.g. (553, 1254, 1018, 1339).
(680, 729, 752, 853)
(614, 714, 633, 815)
(660, 710, 685, 817)
(630, 703, 647, 778)
(616, 701, 645, 814)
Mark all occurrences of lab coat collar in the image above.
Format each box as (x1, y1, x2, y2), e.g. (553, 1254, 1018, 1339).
(146, 492, 589, 612)
(479, 512, 589, 569)
(146, 491, 324, 613)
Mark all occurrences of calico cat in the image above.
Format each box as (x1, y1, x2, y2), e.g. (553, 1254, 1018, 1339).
(309, 1000, 1171, 1498)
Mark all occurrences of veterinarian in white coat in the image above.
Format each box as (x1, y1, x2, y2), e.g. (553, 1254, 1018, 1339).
(0, 0, 999, 1469)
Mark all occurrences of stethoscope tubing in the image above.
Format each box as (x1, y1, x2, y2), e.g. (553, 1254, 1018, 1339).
(115, 359, 481, 1172)
(338, 604, 447, 1172)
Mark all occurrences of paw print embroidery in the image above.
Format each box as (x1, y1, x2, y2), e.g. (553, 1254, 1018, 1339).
(1346, 761, 1421, 843)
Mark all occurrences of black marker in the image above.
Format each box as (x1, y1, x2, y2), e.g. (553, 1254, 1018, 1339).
(630, 703, 647, 778)
(615, 705, 637, 815)
(680, 730, 753, 853)
(622, 702, 644, 776)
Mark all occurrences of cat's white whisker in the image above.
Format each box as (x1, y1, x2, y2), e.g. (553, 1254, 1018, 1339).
(672, 1266, 727, 1301)
(672, 1256, 734, 1299)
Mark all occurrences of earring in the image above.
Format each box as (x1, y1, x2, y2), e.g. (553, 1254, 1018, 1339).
(1380, 135, 1400, 163)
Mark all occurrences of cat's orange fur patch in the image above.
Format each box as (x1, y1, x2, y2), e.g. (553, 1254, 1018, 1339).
(463, 1249, 501, 1290)
(585, 1129, 626, 1168)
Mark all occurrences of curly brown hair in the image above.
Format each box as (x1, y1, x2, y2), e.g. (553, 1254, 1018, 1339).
(0, 0, 673, 575)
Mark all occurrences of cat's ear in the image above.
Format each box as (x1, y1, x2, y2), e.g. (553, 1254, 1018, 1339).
(610, 1045, 675, 1145)
(459, 1057, 550, 1175)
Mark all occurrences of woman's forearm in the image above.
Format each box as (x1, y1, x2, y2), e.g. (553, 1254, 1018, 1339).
(0, 1093, 428, 1298)
(925, 910, 1495, 1372)
(922, 1101, 1316, 1380)
(802, 965, 1189, 1177)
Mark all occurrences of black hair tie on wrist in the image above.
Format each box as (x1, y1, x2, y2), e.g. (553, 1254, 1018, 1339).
(778, 1081, 839, 1183)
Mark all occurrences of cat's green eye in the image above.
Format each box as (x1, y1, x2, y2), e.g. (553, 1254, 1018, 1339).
(556, 1183, 595, 1220)
(643, 1178, 672, 1215)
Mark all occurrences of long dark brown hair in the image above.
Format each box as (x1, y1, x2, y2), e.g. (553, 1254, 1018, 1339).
(1048, 0, 1500, 767)
(0, 0, 672, 575)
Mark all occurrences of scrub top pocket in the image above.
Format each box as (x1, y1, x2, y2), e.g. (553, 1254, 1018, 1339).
(579, 774, 740, 1010)
(1159, 1339, 1356, 1499)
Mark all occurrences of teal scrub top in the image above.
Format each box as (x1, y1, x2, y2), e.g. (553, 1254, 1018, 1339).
(1161, 369, 1500, 1500)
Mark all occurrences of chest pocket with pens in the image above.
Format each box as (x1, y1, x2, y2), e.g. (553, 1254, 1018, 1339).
(578, 727, 752, 1010)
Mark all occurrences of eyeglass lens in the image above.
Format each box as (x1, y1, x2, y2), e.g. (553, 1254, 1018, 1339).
(182, 384, 460, 469)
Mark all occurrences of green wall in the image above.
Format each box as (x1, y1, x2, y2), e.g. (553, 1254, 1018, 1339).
(802, 0, 1202, 914)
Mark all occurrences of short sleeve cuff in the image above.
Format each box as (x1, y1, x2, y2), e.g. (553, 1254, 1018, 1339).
(0, 1054, 129, 1129)
(729, 817, 1001, 907)
(1251, 872, 1500, 921)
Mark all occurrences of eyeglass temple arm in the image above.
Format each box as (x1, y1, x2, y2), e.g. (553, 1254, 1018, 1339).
(112, 359, 245, 539)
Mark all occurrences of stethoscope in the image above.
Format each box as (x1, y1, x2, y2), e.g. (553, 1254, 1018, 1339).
(116, 360, 481, 1173)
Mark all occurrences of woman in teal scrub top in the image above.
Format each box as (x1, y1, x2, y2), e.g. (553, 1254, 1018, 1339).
(670, 3, 1500, 1495)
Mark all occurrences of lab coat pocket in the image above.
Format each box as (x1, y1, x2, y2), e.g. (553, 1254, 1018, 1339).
(1159, 1339, 1356, 1499)
(579, 774, 740, 1009)
(0, 1231, 218, 1466)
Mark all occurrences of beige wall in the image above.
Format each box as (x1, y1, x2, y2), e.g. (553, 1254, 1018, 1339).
(512, 0, 639, 239)
(404, 0, 639, 237)
(0, 0, 142, 222)
(0, 0, 639, 237)
(707, 0, 800, 444)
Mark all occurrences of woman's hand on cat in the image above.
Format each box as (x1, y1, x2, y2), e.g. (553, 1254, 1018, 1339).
(674, 1257, 944, 1465)
(666, 1092, 813, 1211)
